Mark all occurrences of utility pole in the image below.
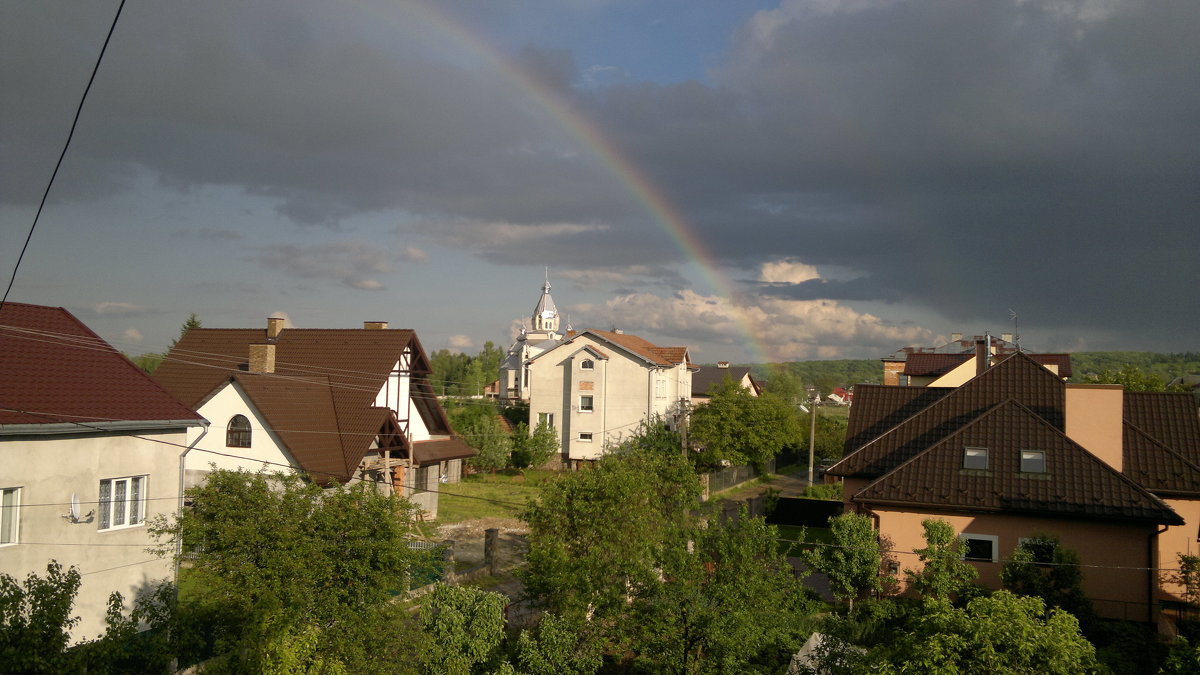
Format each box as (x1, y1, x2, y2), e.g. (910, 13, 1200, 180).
(678, 397, 689, 458)
(807, 394, 818, 487)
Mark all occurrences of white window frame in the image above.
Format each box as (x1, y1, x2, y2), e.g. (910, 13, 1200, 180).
(655, 374, 667, 399)
(963, 446, 989, 470)
(960, 533, 999, 563)
(578, 432, 593, 442)
(538, 412, 555, 428)
(99, 476, 147, 531)
(1, 487, 20, 546)
(579, 395, 594, 412)
(1020, 450, 1046, 474)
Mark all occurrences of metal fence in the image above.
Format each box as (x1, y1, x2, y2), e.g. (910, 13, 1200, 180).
(706, 458, 776, 494)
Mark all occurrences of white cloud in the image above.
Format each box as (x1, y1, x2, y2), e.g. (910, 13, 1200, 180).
(759, 259, 821, 285)
(92, 302, 148, 316)
(419, 219, 608, 251)
(401, 246, 428, 262)
(121, 327, 143, 344)
(447, 334, 474, 352)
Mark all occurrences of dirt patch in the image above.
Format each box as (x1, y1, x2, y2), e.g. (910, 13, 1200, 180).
(436, 518, 529, 570)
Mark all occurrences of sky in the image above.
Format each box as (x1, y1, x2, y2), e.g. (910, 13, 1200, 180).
(2, 0, 1197, 364)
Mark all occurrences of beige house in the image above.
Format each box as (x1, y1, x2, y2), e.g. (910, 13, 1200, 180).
(152, 317, 473, 518)
(0, 303, 206, 642)
(500, 276, 570, 402)
(527, 329, 695, 466)
(882, 333, 1071, 386)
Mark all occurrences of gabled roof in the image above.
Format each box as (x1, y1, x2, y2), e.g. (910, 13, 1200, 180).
(831, 353, 1066, 480)
(1124, 392, 1200, 466)
(842, 385, 953, 454)
(0, 303, 202, 428)
(1122, 421, 1200, 498)
(884, 336, 1072, 377)
(153, 324, 466, 481)
(530, 329, 692, 369)
(691, 366, 758, 397)
(903, 353, 971, 377)
(854, 399, 1182, 525)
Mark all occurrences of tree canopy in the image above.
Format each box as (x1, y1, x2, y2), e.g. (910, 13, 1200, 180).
(904, 519, 977, 600)
(689, 380, 801, 467)
(801, 512, 885, 612)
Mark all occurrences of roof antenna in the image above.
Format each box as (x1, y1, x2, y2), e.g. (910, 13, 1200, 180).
(1008, 309, 1021, 351)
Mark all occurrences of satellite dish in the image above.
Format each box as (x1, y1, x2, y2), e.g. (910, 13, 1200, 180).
(70, 494, 80, 522)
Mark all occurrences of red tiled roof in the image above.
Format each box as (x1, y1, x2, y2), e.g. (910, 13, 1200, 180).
(854, 399, 1182, 525)
(0, 303, 202, 427)
(582, 329, 689, 367)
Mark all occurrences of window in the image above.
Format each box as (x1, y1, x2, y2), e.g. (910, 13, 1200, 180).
(538, 412, 555, 428)
(99, 476, 146, 531)
(961, 534, 998, 562)
(226, 415, 252, 448)
(579, 432, 593, 442)
(579, 395, 594, 412)
(655, 375, 667, 399)
(1, 487, 19, 545)
(1017, 536, 1057, 564)
(580, 359, 594, 370)
(1020, 450, 1046, 473)
(963, 446, 988, 470)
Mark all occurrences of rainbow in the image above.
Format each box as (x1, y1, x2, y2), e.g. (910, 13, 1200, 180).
(381, 2, 776, 365)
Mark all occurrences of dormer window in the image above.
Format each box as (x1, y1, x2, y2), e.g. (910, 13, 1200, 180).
(963, 446, 988, 470)
(1020, 450, 1046, 473)
(227, 415, 252, 448)
(581, 359, 594, 370)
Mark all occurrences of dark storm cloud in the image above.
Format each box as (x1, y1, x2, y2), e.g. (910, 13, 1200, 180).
(758, 277, 902, 303)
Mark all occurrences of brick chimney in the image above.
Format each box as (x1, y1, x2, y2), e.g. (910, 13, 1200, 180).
(363, 321, 389, 330)
(975, 338, 987, 375)
(267, 316, 285, 339)
(249, 343, 275, 374)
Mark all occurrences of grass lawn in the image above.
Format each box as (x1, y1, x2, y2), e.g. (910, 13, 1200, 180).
(431, 470, 551, 524)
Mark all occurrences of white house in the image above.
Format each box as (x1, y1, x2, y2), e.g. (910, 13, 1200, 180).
(152, 317, 473, 518)
(0, 302, 206, 642)
(499, 275, 570, 402)
(526, 329, 695, 466)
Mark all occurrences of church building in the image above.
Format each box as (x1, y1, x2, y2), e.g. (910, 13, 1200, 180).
(499, 274, 569, 401)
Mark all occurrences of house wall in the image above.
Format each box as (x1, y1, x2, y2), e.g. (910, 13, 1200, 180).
(871, 507, 1155, 622)
(923, 358, 980, 388)
(375, 354, 432, 442)
(1157, 497, 1200, 603)
(0, 429, 186, 642)
(187, 382, 296, 486)
(1064, 384, 1124, 472)
(882, 361, 905, 386)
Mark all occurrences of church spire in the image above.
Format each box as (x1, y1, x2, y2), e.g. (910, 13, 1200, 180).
(532, 267, 559, 333)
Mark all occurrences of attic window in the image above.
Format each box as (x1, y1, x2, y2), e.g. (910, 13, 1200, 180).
(227, 415, 252, 448)
(963, 447, 988, 470)
(580, 359, 594, 370)
(1020, 450, 1046, 474)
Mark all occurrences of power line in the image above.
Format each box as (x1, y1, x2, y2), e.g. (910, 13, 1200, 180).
(0, 0, 127, 312)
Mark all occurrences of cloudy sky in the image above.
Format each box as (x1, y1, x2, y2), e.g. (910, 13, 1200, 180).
(2, 0, 1197, 363)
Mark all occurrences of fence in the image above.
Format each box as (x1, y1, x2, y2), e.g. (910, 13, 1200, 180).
(705, 458, 775, 496)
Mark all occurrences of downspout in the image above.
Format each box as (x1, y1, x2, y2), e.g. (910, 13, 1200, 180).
(174, 420, 209, 584)
(1150, 524, 1169, 626)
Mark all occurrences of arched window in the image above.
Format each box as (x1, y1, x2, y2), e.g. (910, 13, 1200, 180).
(580, 359, 594, 370)
(227, 415, 252, 448)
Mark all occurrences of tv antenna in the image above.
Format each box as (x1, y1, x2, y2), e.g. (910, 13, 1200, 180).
(1008, 309, 1021, 350)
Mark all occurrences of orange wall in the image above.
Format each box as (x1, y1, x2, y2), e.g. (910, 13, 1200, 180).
(872, 507, 1155, 622)
(1064, 384, 1124, 472)
(1157, 498, 1200, 603)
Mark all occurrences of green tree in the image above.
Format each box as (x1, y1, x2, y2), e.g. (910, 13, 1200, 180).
(149, 469, 420, 671)
(0, 561, 82, 674)
(515, 613, 602, 675)
(131, 352, 164, 374)
(1080, 364, 1186, 392)
(418, 584, 507, 674)
(462, 413, 512, 474)
(875, 592, 1101, 674)
(905, 519, 977, 600)
(510, 421, 559, 472)
(802, 512, 883, 612)
(1174, 553, 1200, 609)
(1001, 534, 1093, 623)
(608, 416, 682, 457)
(170, 313, 202, 350)
(689, 381, 801, 467)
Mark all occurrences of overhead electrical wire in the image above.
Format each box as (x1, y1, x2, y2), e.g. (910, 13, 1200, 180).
(0, 0, 127, 312)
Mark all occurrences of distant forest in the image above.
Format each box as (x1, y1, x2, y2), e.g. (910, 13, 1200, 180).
(726, 351, 1200, 391)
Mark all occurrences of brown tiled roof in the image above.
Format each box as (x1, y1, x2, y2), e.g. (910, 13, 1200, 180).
(830, 353, 1066, 480)
(1122, 422, 1200, 497)
(412, 437, 476, 464)
(854, 399, 1182, 525)
(1125, 392, 1200, 466)
(843, 385, 953, 455)
(903, 353, 970, 377)
(584, 329, 689, 367)
(154, 325, 463, 481)
(0, 303, 202, 427)
(692, 366, 757, 397)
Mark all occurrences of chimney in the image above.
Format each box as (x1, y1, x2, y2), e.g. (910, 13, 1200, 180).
(975, 338, 987, 375)
(717, 361, 730, 368)
(1065, 384, 1124, 472)
(249, 343, 276, 374)
(363, 321, 389, 330)
(951, 332, 963, 343)
(267, 316, 285, 339)
(1001, 333, 1013, 344)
